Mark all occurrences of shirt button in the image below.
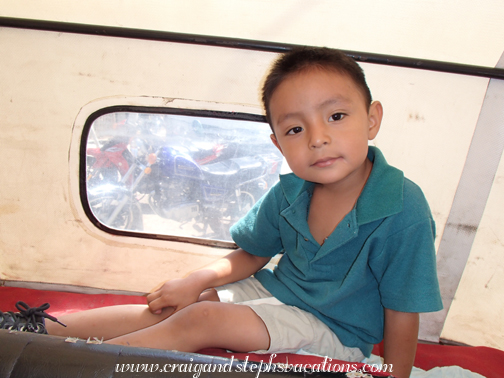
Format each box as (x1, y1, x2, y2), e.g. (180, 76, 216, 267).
(304, 238, 308, 241)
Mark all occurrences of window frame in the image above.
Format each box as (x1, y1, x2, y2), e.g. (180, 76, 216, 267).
(79, 105, 270, 248)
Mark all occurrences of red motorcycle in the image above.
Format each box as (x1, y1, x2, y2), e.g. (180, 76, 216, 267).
(86, 136, 133, 188)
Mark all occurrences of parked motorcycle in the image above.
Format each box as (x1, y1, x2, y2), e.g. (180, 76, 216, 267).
(86, 136, 133, 188)
(85, 124, 229, 232)
(84, 116, 283, 240)
(86, 124, 159, 231)
(141, 144, 282, 240)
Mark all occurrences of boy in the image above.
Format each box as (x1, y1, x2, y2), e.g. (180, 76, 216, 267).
(4, 47, 442, 378)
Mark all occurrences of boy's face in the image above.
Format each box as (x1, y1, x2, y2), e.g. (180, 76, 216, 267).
(269, 67, 382, 189)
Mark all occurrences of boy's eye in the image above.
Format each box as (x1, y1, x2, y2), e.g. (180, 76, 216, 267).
(329, 113, 345, 122)
(287, 126, 303, 135)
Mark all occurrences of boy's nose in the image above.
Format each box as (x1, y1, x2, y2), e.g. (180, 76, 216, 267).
(309, 124, 330, 149)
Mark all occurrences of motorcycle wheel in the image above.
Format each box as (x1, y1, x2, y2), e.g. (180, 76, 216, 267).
(129, 201, 144, 231)
(147, 178, 197, 220)
(232, 190, 255, 219)
(147, 193, 170, 219)
(87, 166, 122, 189)
(206, 190, 255, 240)
(89, 194, 143, 231)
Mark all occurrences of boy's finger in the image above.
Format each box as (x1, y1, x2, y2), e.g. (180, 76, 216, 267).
(147, 297, 162, 313)
(148, 297, 177, 315)
(145, 290, 160, 303)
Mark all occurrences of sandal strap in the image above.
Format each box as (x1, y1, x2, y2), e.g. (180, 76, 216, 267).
(0, 302, 66, 333)
(15, 301, 67, 327)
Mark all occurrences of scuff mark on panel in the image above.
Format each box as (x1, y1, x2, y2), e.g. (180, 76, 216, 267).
(62, 187, 68, 203)
(408, 112, 425, 122)
(445, 222, 479, 235)
(0, 204, 21, 215)
(485, 273, 495, 289)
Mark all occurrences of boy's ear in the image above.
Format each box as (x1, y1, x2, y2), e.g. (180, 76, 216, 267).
(270, 133, 283, 153)
(368, 101, 383, 140)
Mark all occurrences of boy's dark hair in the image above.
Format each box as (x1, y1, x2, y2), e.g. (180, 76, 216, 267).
(261, 47, 373, 128)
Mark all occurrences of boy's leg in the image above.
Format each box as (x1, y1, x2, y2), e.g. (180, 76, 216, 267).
(45, 304, 175, 340)
(46, 289, 220, 340)
(107, 301, 270, 353)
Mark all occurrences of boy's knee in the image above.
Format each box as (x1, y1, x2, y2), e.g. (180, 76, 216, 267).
(198, 288, 219, 302)
(181, 301, 221, 325)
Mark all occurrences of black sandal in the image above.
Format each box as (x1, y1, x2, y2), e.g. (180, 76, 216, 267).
(0, 301, 66, 334)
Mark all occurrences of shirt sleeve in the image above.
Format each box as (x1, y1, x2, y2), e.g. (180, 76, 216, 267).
(369, 181, 443, 313)
(229, 183, 284, 257)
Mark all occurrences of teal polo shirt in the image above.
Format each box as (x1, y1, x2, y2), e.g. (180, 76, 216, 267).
(230, 146, 442, 357)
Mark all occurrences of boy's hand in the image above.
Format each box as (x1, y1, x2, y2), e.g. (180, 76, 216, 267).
(146, 276, 204, 315)
(145, 249, 270, 315)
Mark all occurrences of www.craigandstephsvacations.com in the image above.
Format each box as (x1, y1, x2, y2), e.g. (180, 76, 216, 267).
(114, 355, 393, 377)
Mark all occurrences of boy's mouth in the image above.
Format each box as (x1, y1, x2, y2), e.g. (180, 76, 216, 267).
(311, 157, 340, 167)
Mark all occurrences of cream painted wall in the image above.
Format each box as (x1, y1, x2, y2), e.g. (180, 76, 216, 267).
(0, 27, 275, 293)
(1, 0, 504, 67)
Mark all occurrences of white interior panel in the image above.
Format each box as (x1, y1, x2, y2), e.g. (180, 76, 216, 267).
(1, 0, 504, 66)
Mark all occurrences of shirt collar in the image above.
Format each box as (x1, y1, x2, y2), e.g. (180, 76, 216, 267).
(279, 172, 312, 205)
(279, 146, 404, 225)
(356, 146, 404, 224)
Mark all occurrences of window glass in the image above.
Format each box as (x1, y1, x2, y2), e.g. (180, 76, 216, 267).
(84, 111, 284, 242)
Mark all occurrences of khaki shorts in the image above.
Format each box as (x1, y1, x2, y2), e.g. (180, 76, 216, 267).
(216, 277, 364, 362)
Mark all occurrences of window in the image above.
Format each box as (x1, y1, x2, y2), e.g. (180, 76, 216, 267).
(83, 109, 283, 243)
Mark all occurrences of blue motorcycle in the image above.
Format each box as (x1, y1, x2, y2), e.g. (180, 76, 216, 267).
(143, 144, 282, 240)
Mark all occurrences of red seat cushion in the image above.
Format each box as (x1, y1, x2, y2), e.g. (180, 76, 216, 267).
(2, 286, 503, 377)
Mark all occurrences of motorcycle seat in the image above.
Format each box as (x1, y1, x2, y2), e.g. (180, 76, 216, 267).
(200, 160, 239, 178)
(200, 157, 265, 184)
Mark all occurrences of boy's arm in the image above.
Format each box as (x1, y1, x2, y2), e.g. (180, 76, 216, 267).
(382, 308, 419, 378)
(147, 248, 270, 314)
